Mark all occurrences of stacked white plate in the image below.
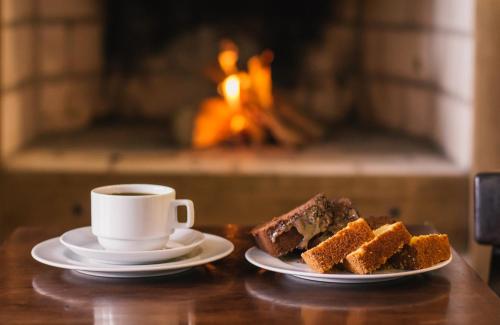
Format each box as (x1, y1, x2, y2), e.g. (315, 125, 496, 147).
(32, 227, 234, 278)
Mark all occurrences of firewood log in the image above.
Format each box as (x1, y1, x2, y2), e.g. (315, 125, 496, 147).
(276, 100, 325, 140)
(246, 103, 306, 147)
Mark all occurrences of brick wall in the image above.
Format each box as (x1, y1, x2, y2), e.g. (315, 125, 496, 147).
(361, 0, 475, 167)
(1, 0, 102, 156)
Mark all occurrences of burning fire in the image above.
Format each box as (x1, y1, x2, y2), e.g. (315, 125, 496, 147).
(193, 40, 272, 148)
(193, 40, 322, 148)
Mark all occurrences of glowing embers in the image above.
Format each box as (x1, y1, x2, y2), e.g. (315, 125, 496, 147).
(193, 40, 322, 148)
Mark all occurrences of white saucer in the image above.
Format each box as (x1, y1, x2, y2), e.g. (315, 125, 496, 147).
(32, 233, 234, 278)
(245, 246, 452, 284)
(60, 227, 205, 265)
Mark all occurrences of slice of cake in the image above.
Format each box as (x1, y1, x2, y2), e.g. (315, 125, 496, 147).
(301, 218, 374, 273)
(305, 198, 360, 249)
(328, 198, 360, 233)
(250, 194, 359, 257)
(343, 221, 412, 274)
(251, 194, 334, 257)
(389, 234, 451, 270)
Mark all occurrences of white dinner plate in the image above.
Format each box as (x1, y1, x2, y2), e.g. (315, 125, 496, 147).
(32, 233, 234, 278)
(245, 246, 452, 283)
(60, 227, 205, 265)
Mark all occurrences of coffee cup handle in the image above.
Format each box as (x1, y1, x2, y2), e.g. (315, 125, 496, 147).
(169, 199, 195, 228)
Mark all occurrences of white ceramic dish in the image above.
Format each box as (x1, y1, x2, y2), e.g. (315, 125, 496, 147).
(74, 269, 191, 278)
(60, 227, 205, 265)
(245, 246, 452, 284)
(32, 233, 234, 278)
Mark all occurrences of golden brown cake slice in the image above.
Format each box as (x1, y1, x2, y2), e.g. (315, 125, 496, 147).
(389, 234, 451, 270)
(301, 218, 374, 273)
(343, 222, 412, 274)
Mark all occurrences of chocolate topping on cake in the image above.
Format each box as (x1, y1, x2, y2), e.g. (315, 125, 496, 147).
(251, 194, 360, 257)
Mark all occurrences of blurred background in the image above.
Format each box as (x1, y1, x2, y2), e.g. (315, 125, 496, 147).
(0, 0, 498, 280)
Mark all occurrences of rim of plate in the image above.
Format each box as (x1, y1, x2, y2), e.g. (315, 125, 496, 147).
(74, 268, 191, 278)
(245, 246, 452, 279)
(59, 226, 205, 255)
(32, 234, 234, 272)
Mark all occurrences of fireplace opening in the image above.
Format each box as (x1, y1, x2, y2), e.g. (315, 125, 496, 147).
(1, 0, 474, 173)
(100, 0, 360, 149)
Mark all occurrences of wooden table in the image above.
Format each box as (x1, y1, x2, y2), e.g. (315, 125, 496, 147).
(1, 225, 500, 324)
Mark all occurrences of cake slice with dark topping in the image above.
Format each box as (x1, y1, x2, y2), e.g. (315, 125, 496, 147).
(250, 194, 359, 257)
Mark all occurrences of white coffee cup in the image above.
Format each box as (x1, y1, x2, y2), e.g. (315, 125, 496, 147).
(91, 184, 195, 251)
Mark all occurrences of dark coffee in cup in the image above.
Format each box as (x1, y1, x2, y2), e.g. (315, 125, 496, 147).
(110, 192, 153, 196)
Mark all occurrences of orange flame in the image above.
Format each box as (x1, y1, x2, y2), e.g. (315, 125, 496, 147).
(230, 114, 247, 133)
(218, 40, 238, 75)
(221, 75, 240, 110)
(192, 41, 274, 148)
(248, 50, 273, 109)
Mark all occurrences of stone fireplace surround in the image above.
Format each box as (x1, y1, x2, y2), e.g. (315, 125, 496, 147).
(1, 0, 475, 170)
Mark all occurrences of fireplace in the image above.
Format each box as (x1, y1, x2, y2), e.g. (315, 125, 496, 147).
(0, 0, 475, 173)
